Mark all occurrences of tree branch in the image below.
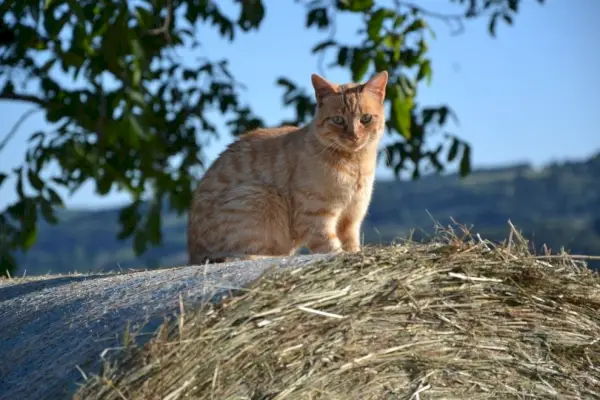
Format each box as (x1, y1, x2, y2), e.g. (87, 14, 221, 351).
(317, 5, 337, 77)
(146, 0, 173, 42)
(394, 0, 466, 36)
(0, 92, 46, 106)
(0, 107, 43, 154)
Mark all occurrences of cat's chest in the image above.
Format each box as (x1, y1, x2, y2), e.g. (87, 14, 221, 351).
(322, 162, 373, 198)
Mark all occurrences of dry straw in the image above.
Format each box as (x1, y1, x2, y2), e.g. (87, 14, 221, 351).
(75, 223, 600, 399)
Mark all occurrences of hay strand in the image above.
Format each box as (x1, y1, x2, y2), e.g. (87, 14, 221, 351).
(74, 227, 600, 400)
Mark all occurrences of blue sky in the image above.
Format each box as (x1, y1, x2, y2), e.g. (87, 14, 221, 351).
(1, 0, 599, 210)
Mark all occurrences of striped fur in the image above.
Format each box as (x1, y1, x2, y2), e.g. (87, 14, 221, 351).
(187, 71, 388, 264)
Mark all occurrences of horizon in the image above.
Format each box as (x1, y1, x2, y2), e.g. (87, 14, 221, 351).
(57, 150, 599, 212)
(1, 0, 599, 211)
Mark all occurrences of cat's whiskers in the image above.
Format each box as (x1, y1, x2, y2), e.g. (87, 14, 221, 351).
(313, 135, 338, 160)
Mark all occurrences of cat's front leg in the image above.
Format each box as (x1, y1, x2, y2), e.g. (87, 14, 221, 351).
(300, 213, 343, 254)
(337, 184, 373, 253)
(337, 214, 361, 253)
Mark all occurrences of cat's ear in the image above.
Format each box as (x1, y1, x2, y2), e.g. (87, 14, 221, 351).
(311, 73, 338, 103)
(363, 71, 388, 103)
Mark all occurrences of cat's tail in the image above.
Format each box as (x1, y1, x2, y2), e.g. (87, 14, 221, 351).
(188, 233, 285, 265)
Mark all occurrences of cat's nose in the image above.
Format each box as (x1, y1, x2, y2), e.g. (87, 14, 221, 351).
(346, 133, 359, 142)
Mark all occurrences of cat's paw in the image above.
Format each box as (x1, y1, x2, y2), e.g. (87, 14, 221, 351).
(343, 244, 361, 253)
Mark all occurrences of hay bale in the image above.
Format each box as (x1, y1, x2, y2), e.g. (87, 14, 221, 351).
(0, 253, 333, 400)
(75, 228, 600, 399)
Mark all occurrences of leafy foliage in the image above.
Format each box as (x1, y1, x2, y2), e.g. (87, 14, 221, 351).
(0, 0, 544, 275)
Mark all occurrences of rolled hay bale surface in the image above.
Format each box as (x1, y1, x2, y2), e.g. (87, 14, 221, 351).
(75, 230, 600, 400)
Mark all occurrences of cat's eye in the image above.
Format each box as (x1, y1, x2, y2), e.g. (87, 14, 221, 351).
(331, 116, 345, 125)
(360, 114, 373, 124)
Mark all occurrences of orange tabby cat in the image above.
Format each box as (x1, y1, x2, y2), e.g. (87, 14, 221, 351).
(187, 70, 388, 264)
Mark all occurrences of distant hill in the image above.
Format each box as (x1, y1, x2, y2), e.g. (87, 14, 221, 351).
(14, 152, 600, 275)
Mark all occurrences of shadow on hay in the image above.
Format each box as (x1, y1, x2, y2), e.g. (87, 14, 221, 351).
(0, 274, 112, 302)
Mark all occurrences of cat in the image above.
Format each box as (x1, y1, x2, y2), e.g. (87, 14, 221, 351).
(187, 70, 388, 264)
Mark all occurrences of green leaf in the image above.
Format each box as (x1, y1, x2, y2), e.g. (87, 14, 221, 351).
(459, 144, 472, 177)
(27, 169, 45, 191)
(428, 147, 444, 172)
(417, 39, 429, 57)
(367, 8, 391, 41)
(0, 173, 7, 187)
(351, 50, 370, 81)
(276, 77, 296, 91)
(339, 0, 374, 12)
(183, 69, 196, 80)
(488, 12, 500, 37)
(374, 51, 386, 72)
(96, 174, 113, 195)
(399, 48, 419, 67)
(128, 89, 145, 106)
(426, 25, 437, 40)
(28, 131, 45, 143)
(398, 76, 415, 97)
(133, 231, 147, 255)
(127, 115, 146, 138)
(447, 138, 459, 162)
(39, 59, 56, 74)
(62, 51, 85, 69)
(393, 14, 406, 29)
(306, 7, 329, 29)
(46, 188, 64, 207)
(132, 67, 141, 87)
(337, 46, 349, 66)
(438, 107, 450, 125)
(1, 81, 15, 96)
(238, 0, 265, 30)
(30, 3, 40, 25)
(16, 170, 24, 198)
(117, 202, 140, 240)
(0, 250, 17, 278)
(403, 18, 426, 35)
(422, 109, 435, 125)
(417, 59, 433, 85)
(312, 39, 336, 53)
(392, 96, 413, 139)
(135, 6, 154, 29)
(412, 167, 420, 180)
(383, 34, 404, 63)
(146, 200, 162, 245)
(40, 199, 58, 224)
(21, 224, 38, 251)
